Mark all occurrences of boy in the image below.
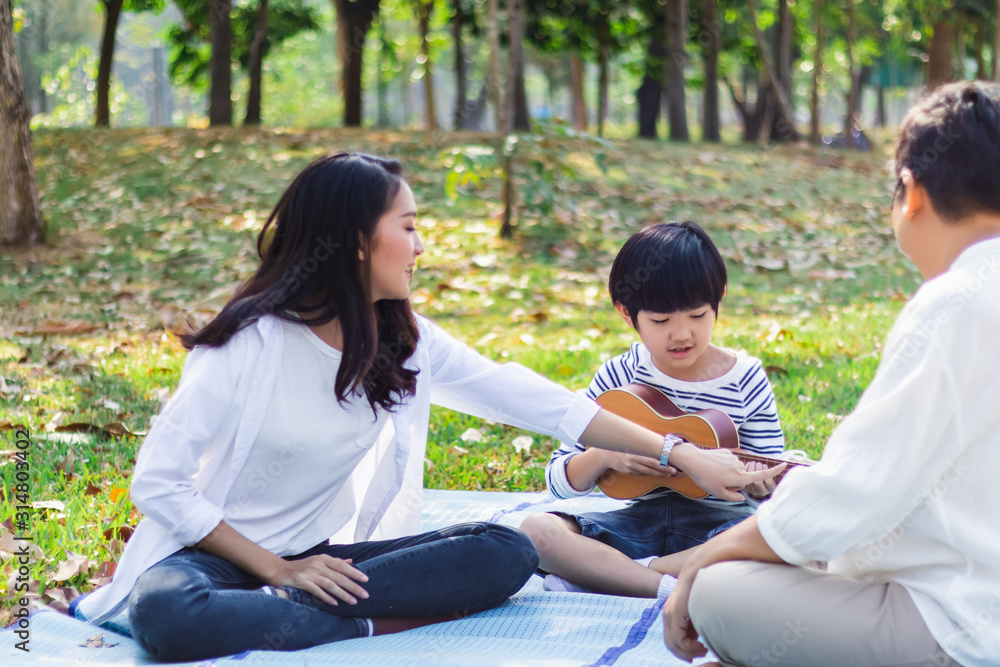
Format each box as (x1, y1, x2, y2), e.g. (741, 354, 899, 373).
(521, 222, 785, 600)
(663, 81, 1000, 667)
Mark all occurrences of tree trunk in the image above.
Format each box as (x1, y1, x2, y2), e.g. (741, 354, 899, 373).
(209, 0, 233, 126)
(452, 2, 468, 129)
(569, 54, 587, 130)
(748, 75, 770, 143)
(245, 0, 269, 126)
(637, 9, 667, 139)
(507, 0, 530, 131)
(15, 4, 44, 115)
(856, 63, 870, 123)
(1, 0, 44, 248)
(700, 0, 720, 142)
(777, 0, 792, 96)
(665, 0, 689, 141)
(876, 85, 886, 126)
(377, 17, 390, 127)
(487, 0, 503, 133)
(974, 19, 987, 80)
(769, 0, 794, 141)
(462, 83, 488, 129)
(727, 68, 768, 143)
(400, 61, 414, 126)
(595, 14, 610, 137)
(96, 0, 123, 127)
(953, 9, 965, 81)
(487, 0, 513, 238)
(927, 18, 953, 89)
(30, 0, 48, 114)
(809, 0, 823, 145)
(37, 2, 48, 113)
(994, 0, 1000, 81)
(416, 1, 437, 130)
(746, 0, 799, 141)
(334, 0, 380, 127)
(843, 0, 857, 148)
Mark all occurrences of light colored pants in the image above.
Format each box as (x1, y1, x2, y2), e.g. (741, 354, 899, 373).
(688, 561, 961, 667)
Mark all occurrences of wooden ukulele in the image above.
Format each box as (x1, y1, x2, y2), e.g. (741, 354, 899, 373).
(594, 383, 810, 500)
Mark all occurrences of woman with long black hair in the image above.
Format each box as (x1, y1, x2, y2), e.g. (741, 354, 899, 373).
(74, 152, 769, 662)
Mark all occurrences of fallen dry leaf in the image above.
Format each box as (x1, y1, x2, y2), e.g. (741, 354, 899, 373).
(512, 436, 533, 454)
(806, 268, 858, 281)
(100, 539, 125, 561)
(0, 531, 45, 562)
(459, 428, 483, 444)
(52, 552, 93, 582)
(45, 411, 66, 433)
(31, 321, 101, 336)
(0, 376, 22, 395)
(30, 499, 66, 511)
(54, 423, 104, 435)
(41, 586, 81, 614)
(88, 560, 117, 588)
(57, 449, 78, 477)
(102, 524, 134, 541)
(80, 633, 119, 649)
(102, 422, 144, 438)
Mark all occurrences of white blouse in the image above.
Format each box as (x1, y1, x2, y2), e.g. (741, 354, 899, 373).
(77, 313, 601, 625)
(757, 238, 1000, 667)
(224, 319, 390, 556)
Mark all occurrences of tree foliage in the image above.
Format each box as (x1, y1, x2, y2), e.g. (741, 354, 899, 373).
(167, 0, 319, 92)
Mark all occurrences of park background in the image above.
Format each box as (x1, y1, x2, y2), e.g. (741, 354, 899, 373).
(1, 0, 997, 625)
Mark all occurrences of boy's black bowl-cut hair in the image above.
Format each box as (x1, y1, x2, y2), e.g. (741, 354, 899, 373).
(609, 221, 727, 324)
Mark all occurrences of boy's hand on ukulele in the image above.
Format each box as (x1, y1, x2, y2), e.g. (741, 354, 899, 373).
(742, 461, 781, 499)
(270, 555, 370, 607)
(605, 452, 679, 478)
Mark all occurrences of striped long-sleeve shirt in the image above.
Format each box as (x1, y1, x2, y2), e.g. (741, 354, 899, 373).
(545, 342, 785, 504)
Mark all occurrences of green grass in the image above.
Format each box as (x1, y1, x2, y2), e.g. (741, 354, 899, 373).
(0, 128, 920, 617)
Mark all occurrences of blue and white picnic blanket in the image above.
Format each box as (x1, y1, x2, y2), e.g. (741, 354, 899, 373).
(2, 490, 719, 666)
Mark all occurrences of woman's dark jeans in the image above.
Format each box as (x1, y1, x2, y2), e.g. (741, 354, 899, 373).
(128, 522, 538, 662)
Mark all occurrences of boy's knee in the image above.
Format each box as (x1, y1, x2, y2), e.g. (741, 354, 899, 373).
(519, 512, 573, 553)
(518, 513, 548, 543)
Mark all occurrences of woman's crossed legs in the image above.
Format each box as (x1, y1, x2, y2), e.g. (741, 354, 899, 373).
(129, 522, 537, 662)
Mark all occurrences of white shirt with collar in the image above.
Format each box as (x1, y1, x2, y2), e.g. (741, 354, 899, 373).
(757, 237, 1000, 667)
(77, 313, 600, 625)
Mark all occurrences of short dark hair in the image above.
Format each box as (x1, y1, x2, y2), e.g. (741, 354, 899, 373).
(893, 81, 1000, 222)
(609, 222, 727, 325)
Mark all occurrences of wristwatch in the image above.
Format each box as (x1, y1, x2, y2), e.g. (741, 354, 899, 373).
(660, 433, 684, 467)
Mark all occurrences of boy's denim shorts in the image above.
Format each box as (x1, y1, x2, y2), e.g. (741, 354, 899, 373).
(552, 492, 750, 559)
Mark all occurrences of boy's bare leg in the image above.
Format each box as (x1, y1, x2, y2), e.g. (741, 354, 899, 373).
(520, 512, 665, 598)
(648, 545, 699, 577)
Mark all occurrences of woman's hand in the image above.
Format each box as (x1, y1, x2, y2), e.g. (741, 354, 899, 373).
(662, 575, 708, 661)
(672, 444, 785, 502)
(742, 460, 780, 499)
(269, 555, 370, 607)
